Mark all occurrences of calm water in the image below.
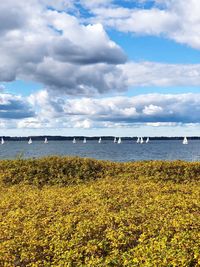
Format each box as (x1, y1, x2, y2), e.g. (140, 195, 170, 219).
(0, 140, 200, 162)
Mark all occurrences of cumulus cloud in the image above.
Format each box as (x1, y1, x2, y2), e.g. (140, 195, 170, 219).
(27, 60, 200, 93)
(84, 0, 200, 50)
(0, 0, 126, 95)
(2, 0, 200, 132)
(1, 0, 200, 96)
(0, 1, 28, 34)
(0, 92, 35, 120)
(46, 12, 126, 65)
(24, 91, 200, 129)
(121, 62, 200, 87)
(60, 93, 200, 125)
(2, 90, 200, 130)
(31, 58, 126, 95)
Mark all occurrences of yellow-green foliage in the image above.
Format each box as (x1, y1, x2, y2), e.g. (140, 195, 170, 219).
(0, 157, 199, 266)
(1, 156, 200, 187)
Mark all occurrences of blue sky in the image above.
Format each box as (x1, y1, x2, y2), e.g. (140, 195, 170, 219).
(109, 31, 200, 64)
(1, 0, 200, 136)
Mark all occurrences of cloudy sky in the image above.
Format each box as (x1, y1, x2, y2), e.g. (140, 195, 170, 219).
(1, 0, 200, 136)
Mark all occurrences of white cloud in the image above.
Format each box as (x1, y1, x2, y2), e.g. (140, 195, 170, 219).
(2, 0, 200, 134)
(25, 91, 200, 129)
(0, 92, 34, 119)
(1, 0, 200, 96)
(121, 62, 200, 87)
(143, 105, 163, 115)
(0, 0, 126, 95)
(74, 119, 93, 128)
(17, 118, 47, 129)
(0, 120, 6, 128)
(2, 90, 200, 130)
(84, 0, 200, 50)
(146, 122, 181, 127)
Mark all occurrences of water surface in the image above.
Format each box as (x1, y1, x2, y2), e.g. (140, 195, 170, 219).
(0, 140, 199, 162)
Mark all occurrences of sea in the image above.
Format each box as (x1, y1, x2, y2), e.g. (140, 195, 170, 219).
(0, 139, 200, 162)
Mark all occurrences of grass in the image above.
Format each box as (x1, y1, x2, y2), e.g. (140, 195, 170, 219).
(0, 156, 199, 266)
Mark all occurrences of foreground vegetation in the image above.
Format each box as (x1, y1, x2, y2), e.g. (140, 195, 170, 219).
(0, 157, 199, 266)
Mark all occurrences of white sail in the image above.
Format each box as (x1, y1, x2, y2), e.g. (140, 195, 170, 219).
(83, 137, 87, 143)
(146, 137, 149, 143)
(136, 137, 140, 143)
(1, 137, 4, 145)
(72, 138, 76, 144)
(140, 137, 144, 144)
(44, 137, 48, 144)
(117, 137, 121, 144)
(114, 137, 117, 143)
(98, 137, 102, 143)
(28, 138, 32, 144)
(183, 136, 188, 145)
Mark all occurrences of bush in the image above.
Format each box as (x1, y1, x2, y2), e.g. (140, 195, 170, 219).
(0, 156, 119, 187)
(0, 157, 200, 187)
(0, 157, 199, 266)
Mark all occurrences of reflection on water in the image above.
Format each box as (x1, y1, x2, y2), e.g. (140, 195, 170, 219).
(0, 140, 200, 162)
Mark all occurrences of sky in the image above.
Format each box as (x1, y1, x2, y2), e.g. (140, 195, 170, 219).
(1, 0, 200, 136)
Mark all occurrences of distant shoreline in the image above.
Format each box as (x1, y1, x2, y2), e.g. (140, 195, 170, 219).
(1, 136, 200, 141)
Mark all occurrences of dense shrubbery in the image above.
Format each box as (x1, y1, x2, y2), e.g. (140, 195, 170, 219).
(0, 156, 119, 187)
(0, 157, 199, 266)
(1, 156, 200, 186)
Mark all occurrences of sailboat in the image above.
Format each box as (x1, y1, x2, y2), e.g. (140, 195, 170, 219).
(98, 137, 102, 143)
(114, 137, 117, 143)
(117, 137, 122, 144)
(72, 137, 76, 144)
(140, 137, 144, 144)
(83, 137, 87, 143)
(136, 137, 140, 143)
(183, 136, 188, 145)
(1, 137, 4, 145)
(28, 138, 32, 144)
(146, 137, 149, 143)
(44, 137, 48, 144)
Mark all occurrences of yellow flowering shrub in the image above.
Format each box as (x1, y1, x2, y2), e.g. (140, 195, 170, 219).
(0, 157, 199, 266)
